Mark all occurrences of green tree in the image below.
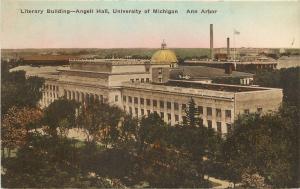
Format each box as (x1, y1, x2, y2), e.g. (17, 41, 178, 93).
(42, 99, 79, 137)
(77, 102, 124, 147)
(138, 112, 167, 151)
(185, 97, 200, 127)
(1, 106, 43, 158)
(222, 111, 298, 187)
(119, 115, 138, 145)
(254, 67, 300, 107)
(1, 69, 44, 115)
(2, 134, 125, 188)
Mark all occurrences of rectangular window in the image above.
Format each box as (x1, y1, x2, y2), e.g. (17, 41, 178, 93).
(160, 101, 164, 108)
(140, 98, 144, 105)
(167, 113, 171, 121)
(207, 107, 212, 116)
(244, 109, 250, 114)
(225, 110, 231, 118)
(200, 118, 203, 125)
(115, 95, 119, 102)
(128, 96, 132, 103)
(147, 110, 150, 115)
(136, 78, 139, 82)
(146, 99, 151, 106)
(123, 96, 126, 102)
(227, 124, 232, 134)
(141, 109, 144, 115)
(182, 104, 186, 110)
(141, 78, 145, 83)
(153, 100, 157, 107)
(158, 68, 162, 74)
(207, 120, 212, 129)
(146, 78, 150, 83)
(198, 106, 203, 115)
(174, 102, 179, 110)
(134, 97, 138, 104)
(129, 107, 132, 115)
(130, 79, 134, 83)
(175, 115, 179, 122)
(167, 102, 171, 109)
(182, 116, 187, 124)
(160, 112, 164, 119)
(135, 108, 138, 116)
(217, 122, 222, 133)
(216, 108, 221, 118)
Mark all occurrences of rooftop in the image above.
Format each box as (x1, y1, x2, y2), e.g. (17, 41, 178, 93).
(160, 80, 268, 92)
(170, 65, 253, 80)
(184, 60, 277, 65)
(69, 58, 150, 65)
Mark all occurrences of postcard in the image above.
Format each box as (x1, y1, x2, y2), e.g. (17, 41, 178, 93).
(1, 0, 299, 188)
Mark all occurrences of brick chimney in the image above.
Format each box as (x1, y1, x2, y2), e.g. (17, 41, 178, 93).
(227, 37, 230, 60)
(210, 24, 214, 61)
(224, 63, 234, 74)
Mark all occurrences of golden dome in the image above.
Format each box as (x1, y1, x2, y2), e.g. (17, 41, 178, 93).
(151, 41, 178, 64)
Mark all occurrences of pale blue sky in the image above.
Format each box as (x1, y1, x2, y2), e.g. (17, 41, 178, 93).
(1, 0, 299, 48)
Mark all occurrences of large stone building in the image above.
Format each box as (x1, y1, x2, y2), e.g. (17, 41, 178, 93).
(33, 42, 282, 135)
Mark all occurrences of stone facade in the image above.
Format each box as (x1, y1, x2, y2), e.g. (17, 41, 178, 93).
(37, 57, 283, 135)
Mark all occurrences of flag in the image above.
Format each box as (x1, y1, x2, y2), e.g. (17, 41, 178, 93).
(234, 29, 240, 35)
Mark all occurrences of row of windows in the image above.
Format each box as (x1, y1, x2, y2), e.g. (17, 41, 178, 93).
(64, 90, 105, 103)
(208, 121, 232, 134)
(124, 96, 184, 110)
(43, 92, 58, 99)
(130, 78, 150, 83)
(244, 108, 263, 114)
(127, 107, 233, 134)
(44, 84, 59, 91)
(123, 96, 232, 119)
(128, 107, 181, 122)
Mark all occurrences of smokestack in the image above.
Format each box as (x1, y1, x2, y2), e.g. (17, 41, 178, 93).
(227, 37, 230, 60)
(224, 63, 234, 74)
(210, 24, 214, 61)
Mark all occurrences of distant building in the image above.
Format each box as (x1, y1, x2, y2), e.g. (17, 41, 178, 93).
(24, 42, 282, 135)
(170, 65, 254, 85)
(184, 60, 277, 72)
(20, 55, 78, 66)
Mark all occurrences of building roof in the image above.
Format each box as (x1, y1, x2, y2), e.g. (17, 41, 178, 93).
(169, 65, 253, 80)
(151, 49, 178, 64)
(162, 80, 267, 92)
(21, 55, 78, 61)
(151, 41, 178, 64)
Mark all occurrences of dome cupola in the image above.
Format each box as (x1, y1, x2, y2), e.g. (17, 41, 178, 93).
(151, 40, 178, 65)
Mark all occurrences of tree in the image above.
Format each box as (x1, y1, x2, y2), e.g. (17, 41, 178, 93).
(222, 112, 298, 187)
(42, 99, 79, 137)
(138, 112, 167, 151)
(185, 97, 200, 127)
(241, 168, 270, 188)
(1, 106, 42, 158)
(140, 147, 207, 188)
(2, 134, 126, 188)
(1, 67, 44, 115)
(76, 102, 124, 146)
(119, 115, 138, 145)
(254, 67, 300, 107)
